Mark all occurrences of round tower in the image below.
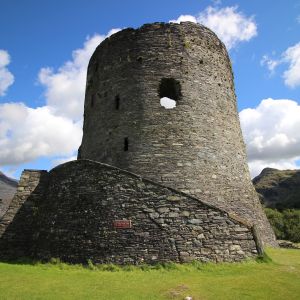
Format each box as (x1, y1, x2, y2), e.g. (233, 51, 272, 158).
(79, 22, 277, 246)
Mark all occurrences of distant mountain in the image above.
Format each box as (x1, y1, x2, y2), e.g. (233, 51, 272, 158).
(253, 168, 300, 209)
(0, 171, 18, 218)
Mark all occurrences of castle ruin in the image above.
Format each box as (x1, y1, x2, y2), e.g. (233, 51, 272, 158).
(0, 22, 277, 264)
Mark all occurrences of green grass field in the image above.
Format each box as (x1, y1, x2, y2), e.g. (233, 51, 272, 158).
(0, 248, 299, 300)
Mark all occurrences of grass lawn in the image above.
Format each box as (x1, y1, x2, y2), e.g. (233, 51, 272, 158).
(0, 248, 299, 299)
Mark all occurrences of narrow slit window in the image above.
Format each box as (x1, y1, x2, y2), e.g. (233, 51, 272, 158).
(124, 137, 129, 151)
(115, 95, 120, 110)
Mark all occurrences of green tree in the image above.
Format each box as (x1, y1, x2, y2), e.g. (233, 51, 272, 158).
(282, 209, 300, 242)
(265, 208, 285, 239)
(265, 208, 300, 242)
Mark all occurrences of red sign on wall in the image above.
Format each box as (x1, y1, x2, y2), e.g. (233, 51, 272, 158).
(113, 220, 132, 229)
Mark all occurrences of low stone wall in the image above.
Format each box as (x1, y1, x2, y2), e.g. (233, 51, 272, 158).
(0, 160, 260, 264)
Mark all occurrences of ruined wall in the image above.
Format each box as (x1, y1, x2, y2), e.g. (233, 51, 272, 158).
(0, 160, 260, 264)
(79, 22, 276, 246)
(0, 170, 48, 259)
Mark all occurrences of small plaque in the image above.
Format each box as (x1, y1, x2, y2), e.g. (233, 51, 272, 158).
(113, 220, 132, 229)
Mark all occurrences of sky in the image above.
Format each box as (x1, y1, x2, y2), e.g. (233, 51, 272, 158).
(0, 0, 300, 179)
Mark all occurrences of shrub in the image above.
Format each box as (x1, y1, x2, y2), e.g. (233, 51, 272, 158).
(265, 208, 285, 239)
(282, 209, 300, 242)
(265, 208, 300, 242)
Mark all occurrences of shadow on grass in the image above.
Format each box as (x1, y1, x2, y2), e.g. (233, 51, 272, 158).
(0, 253, 274, 273)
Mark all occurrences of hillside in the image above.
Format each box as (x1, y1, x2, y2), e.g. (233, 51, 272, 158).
(0, 171, 18, 218)
(253, 168, 300, 209)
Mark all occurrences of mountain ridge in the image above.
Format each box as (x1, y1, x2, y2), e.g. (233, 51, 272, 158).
(0, 171, 18, 218)
(253, 168, 300, 209)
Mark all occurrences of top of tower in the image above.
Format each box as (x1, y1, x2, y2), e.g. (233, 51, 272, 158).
(92, 21, 228, 61)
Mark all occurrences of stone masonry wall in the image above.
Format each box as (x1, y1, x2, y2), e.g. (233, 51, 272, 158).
(1, 160, 260, 264)
(78, 22, 277, 247)
(0, 170, 48, 259)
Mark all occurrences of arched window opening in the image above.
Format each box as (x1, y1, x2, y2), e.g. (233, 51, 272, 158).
(158, 78, 181, 109)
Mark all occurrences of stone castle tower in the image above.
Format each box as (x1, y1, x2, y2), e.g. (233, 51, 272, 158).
(79, 22, 276, 246)
(0, 22, 277, 265)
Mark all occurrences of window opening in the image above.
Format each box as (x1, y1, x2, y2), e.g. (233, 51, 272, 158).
(124, 137, 129, 151)
(115, 95, 120, 110)
(158, 78, 181, 109)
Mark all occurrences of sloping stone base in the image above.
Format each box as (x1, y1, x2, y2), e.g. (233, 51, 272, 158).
(0, 160, 260, 264)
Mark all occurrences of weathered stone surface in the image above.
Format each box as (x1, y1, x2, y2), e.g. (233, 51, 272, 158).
(0, 22, 277, 264)
(78, 22, 276, 247)
(278, 240, 300, 249)
(0, 160, 258, 264)
(0, 170, 48, 258)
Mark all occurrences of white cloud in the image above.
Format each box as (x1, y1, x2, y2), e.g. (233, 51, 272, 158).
(198, 6, 257, 50)
(260, 55, 280, 73)
(0, 29, 121, 168)
(51, 155, 77, 168)
(240, 98, 300, 177)
(0, 103, 82, 165)
(248, 160, 298, 179)
(297, 15, 300, 24)
(261, 42, 300, 88)
(0, 51, 11, 69)
(160, 97, 176, 109)
(0, 50, 14, 96)
(170, 6, 257, 50)
(169, 15, 197, 24)
(282, 42, 300, 88)
(38, 29, 121, 121)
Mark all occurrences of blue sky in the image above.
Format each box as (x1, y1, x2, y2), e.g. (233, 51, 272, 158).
(0, 0, 300, 178)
